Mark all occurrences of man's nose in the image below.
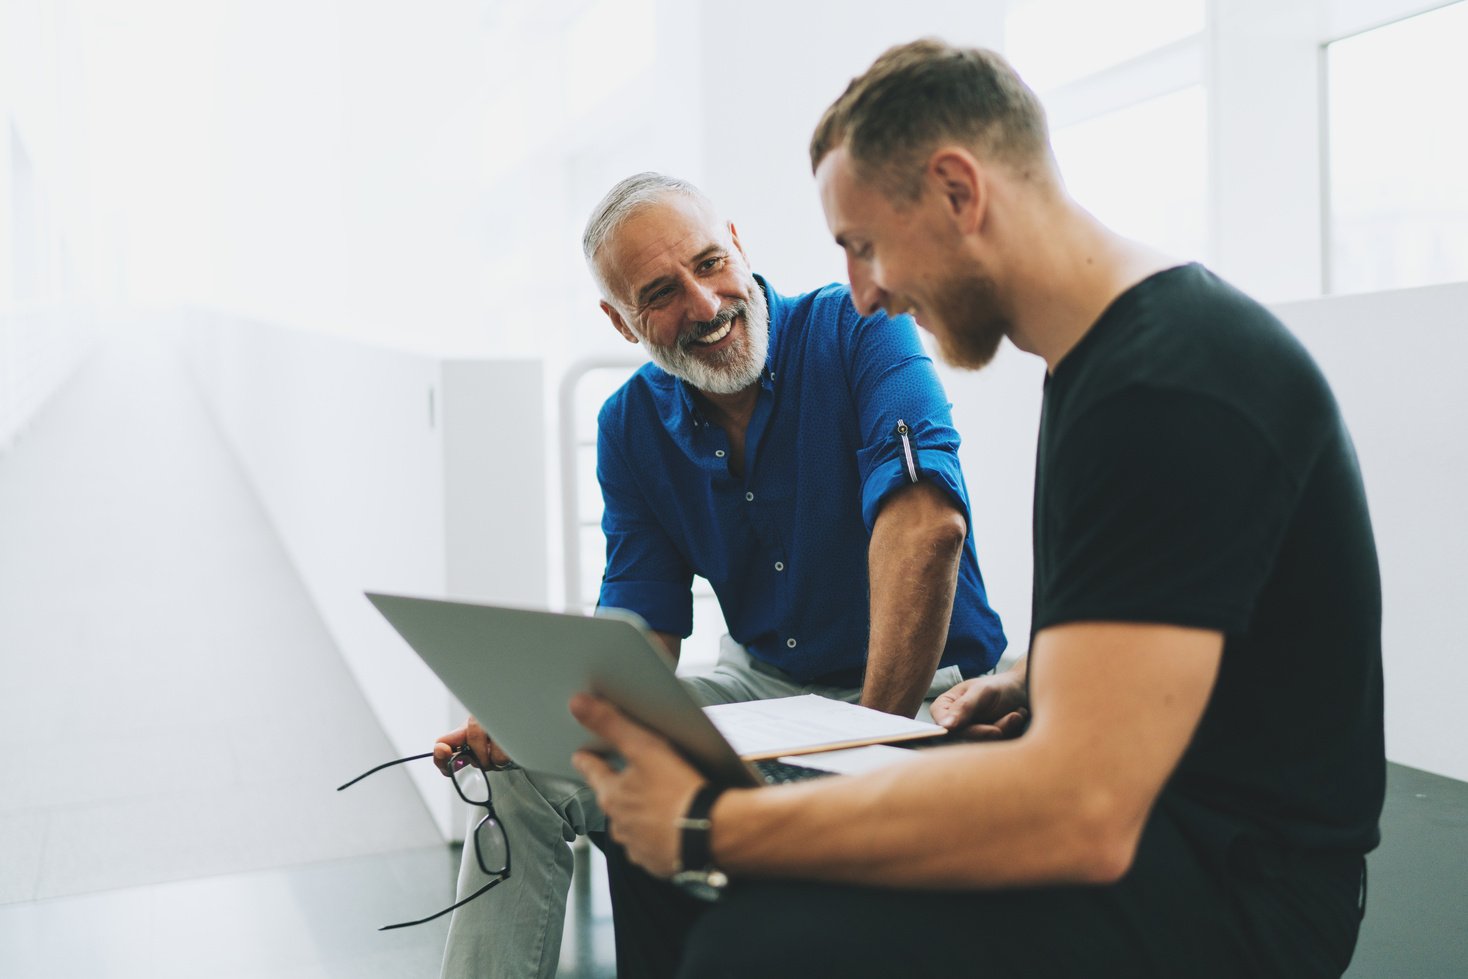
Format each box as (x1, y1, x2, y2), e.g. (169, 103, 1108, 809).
(686, 280, 723, 323)
(847, 260, 890, 317)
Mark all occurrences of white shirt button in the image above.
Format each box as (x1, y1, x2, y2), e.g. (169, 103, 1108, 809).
(715, 449, 726, 458)
(786, 638, 797, 648)
(774, 561, 784, 571)
(745, 491, 754, 502)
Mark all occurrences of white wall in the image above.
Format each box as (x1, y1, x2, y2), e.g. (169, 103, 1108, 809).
(936, 343, 1045, 668)
(0, 0, 100, 451)
(184, 313, 547, 837)
(1208, 0, 1329, 301)
(697, 1, 1007, 294)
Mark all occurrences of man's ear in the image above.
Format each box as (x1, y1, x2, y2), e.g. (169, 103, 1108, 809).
(601, 301, 640, 344)
(928, 149, 985, 235)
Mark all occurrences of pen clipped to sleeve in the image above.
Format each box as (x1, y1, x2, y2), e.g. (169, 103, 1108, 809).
(895, 419, 921, 484)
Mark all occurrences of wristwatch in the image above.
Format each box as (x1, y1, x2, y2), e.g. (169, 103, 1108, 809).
(669, 783, 730, 901)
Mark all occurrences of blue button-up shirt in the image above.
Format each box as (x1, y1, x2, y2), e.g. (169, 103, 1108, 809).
(596, 277, 1006, 686)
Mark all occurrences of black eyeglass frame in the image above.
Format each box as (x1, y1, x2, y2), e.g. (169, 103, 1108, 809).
(337, 746, 513, 931)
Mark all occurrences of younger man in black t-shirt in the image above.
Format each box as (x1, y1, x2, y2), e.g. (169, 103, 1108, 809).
(567, 39, 1383, 978)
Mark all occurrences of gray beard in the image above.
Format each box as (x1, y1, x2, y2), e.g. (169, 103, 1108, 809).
(647, 285, 770, 395)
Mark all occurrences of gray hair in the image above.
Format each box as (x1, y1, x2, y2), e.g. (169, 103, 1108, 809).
(582, 172, 710, 294)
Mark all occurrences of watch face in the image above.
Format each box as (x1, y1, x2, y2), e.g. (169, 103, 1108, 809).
(671, 868, 729, 902)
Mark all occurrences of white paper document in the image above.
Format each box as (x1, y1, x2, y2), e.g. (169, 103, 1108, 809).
(779, 743, 927, 775)
(702, 694, 945, 760)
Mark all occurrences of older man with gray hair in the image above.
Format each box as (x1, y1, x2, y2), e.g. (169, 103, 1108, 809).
(429, 172, 1008, 978)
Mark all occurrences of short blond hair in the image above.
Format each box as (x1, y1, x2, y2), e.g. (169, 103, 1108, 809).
(811, 38, 1053, 198)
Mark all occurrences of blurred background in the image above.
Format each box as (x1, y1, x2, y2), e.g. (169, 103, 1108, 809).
(2, 0, 1465, 975)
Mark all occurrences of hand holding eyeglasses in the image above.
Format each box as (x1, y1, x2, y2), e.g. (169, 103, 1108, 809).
(337, 741, 513, 930)
(433, 715, 517, 775)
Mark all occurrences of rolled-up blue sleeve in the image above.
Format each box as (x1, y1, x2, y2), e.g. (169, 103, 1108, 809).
(844, 307, 972, 534)
(859, 437, 971, 534)
(595, 416, 694, 637)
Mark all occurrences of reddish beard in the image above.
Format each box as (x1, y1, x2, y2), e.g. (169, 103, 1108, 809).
(927, 270, 1008, 370)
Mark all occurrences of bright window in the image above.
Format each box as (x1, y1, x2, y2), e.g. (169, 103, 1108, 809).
(1327, 1, 1468, 293)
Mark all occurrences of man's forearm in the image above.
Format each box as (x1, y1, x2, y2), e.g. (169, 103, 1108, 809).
(861, 481, 967, 716)
(708, 624, 1221, 890)
(708, 736, 1117, 889)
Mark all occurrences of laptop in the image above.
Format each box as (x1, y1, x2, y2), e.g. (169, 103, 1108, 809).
(367, 592, 817, 787)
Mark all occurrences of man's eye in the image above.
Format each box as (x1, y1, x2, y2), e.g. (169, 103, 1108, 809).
(698, 257, 724, 273)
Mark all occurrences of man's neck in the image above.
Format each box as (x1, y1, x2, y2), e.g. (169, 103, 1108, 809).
(696, 383, 760, 435)
(1003, 200, 1178, 374)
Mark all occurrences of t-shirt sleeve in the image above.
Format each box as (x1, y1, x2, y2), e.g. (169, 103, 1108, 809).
(842, 307, 971, 534)
(595, 418, 694, 637)
(1035, 386, 1297, 634)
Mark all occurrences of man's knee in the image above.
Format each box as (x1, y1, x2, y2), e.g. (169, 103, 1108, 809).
(494, 768, 602, 838)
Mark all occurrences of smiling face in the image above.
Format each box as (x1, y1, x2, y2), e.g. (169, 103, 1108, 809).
(596, 193, 769, 396)
(816, 145, 1009, 370)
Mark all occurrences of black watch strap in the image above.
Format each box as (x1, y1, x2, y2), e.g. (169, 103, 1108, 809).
(676, 783, 728, 873)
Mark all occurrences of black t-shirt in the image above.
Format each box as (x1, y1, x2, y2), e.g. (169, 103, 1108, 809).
(1032, 264, 1384, 855)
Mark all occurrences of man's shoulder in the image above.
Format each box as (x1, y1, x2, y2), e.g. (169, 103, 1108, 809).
(597, 361, 673, 431)
(769, 279, 864, 332)
(1056, 266, 1339, 465)
(767, 278, 920, 363)
(1067, 268, 1304, 392)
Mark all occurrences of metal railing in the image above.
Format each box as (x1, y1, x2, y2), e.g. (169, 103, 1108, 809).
(558, 357, 644, 613)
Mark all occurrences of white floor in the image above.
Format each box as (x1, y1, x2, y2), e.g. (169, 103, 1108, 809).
(0, 324, 496, 975)
(0, 847, 459, 978)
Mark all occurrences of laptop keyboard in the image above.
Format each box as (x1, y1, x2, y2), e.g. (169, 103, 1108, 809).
(753, 759, 836, 784)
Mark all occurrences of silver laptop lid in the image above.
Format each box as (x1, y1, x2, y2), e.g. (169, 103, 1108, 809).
(365, 592, 759, 787)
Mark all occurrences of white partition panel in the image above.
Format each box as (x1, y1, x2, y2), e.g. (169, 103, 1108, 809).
(1273, 283, 1468, 782)
(184, 312, 546, 837)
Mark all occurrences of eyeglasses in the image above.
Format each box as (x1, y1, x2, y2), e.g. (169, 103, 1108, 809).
(337, 745, 512, 931)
